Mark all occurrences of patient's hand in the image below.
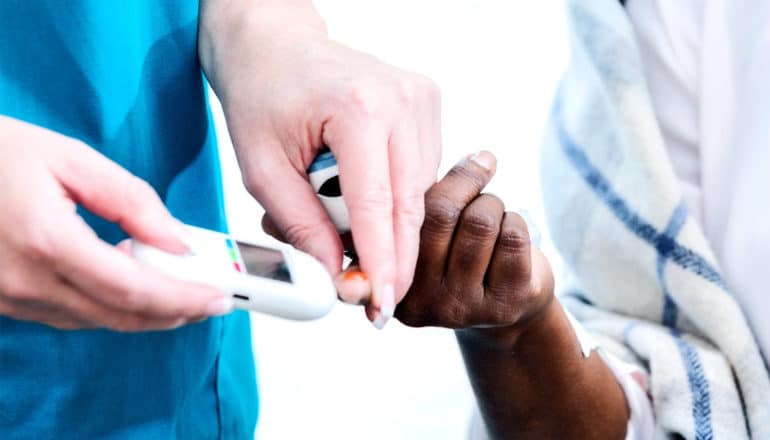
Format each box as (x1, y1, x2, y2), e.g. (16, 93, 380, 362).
(394, 152, 554, 343)
(263, 151, 553, 337)
(395, 153, 629, 439)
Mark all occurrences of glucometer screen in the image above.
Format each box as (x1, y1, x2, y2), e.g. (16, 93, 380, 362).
(236, 242, 293, 284)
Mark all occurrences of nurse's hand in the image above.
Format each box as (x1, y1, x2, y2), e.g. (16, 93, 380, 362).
(0, 117, 231, 331)
(199, 0, 441, 327)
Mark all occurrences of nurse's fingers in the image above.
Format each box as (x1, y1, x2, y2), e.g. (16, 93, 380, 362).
(51, 139, 189, 254)
(53, 216, 231, 321)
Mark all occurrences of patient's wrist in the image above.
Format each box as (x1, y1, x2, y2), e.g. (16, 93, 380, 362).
(456, 298, 630, 439)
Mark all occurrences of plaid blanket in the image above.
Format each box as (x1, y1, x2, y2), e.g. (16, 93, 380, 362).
(541, 0, 770, 438)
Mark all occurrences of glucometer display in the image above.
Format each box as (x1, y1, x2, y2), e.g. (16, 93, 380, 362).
(236, 242, 293, 284)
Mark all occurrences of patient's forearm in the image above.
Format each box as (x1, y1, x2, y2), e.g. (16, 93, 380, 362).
(456, 300, 629, 439)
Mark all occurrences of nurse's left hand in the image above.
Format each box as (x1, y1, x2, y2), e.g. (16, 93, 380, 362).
(199, 0, 441, 328)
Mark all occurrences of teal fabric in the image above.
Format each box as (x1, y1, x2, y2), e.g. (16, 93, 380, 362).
(0, 1, 258, 438)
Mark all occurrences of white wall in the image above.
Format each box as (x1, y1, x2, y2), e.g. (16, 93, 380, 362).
(211, 2, 568, 438)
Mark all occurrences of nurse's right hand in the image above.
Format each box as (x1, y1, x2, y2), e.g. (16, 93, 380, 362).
(0, 116, 232, 331)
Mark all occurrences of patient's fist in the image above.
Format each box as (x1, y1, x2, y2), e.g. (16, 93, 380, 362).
(394, 152, 554, 334)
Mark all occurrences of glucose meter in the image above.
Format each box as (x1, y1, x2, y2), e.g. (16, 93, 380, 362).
(132, 226, 336, 320)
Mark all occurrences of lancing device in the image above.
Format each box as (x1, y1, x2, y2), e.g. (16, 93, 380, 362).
(308, 148, 359, 263)
(308, 148, 543, 265)
(307, 147, 351, 234)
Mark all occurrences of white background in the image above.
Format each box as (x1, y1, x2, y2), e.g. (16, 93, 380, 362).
(211, 2, 568, 438)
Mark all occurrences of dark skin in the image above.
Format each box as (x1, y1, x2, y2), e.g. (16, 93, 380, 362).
(263, 152, 629, 439)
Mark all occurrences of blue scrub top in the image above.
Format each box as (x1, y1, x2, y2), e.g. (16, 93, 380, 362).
(0, 1, 258, 438)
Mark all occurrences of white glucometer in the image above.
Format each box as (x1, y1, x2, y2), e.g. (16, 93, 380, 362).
(132, 226, 336, 321)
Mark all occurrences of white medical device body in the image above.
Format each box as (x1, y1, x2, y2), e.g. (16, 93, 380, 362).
(307, 148, 350, 233)
(132, 226, 336, 320)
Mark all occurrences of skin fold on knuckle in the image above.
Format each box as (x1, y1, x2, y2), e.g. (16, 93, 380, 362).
(497, 221, 532, 265)
(345, 183, 393, 217)
(394, 190, 425, 228)
(452, 207, 502, 270)
(461, 209, 501, 242)
(345, 81, 383, 117)
(452, 243, 491, 278)
(21, 220, 61, 264)
(423, 193, 462, 236)
(240, 155, 283, 200)
(485, 240, 534, 304)
(281, 221, 329, 253)
(501, 212, 531, 245)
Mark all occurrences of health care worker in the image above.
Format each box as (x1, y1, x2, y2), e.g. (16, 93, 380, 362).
(0, 1, 441, 437)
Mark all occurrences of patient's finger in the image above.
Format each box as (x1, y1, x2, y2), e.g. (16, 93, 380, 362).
(334, 266, 371, 305)
(420, 151, 497, 279)
(446, 194, 504, 288)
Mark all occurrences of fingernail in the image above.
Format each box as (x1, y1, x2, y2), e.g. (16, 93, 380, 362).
(380, 284, 395, 319)
(371, 284, 395, 330)
(335, 270, 371, 305)
(205, 297, 234, 317)
(372, 312, 388, 330)
(469, 151, 495, 171)
(343, 270, 367, 282)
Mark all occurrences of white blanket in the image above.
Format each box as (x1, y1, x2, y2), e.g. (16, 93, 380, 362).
(540, 0, 770, 438)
